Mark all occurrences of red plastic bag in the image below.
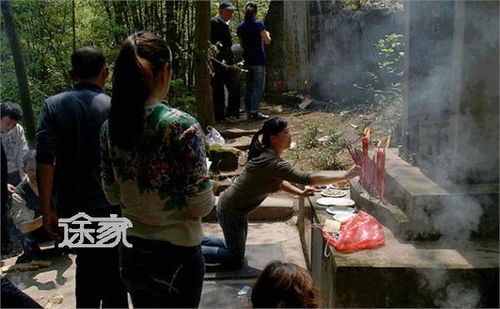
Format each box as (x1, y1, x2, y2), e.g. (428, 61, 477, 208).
(322, 211, 385, 253)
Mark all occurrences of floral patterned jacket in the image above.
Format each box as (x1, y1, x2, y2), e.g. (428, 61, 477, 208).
(100, 103, 213, 246)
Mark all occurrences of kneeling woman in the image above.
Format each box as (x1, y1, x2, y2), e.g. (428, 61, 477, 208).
(202, 117, 360, 268)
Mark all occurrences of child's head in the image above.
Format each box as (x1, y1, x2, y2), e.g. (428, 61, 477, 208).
(23, 150, 36, 181)
(251, 261, 321, 308)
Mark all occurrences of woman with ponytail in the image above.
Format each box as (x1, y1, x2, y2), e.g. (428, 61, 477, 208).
(100, 31, 215, 307)
(202, 117, 360, 269)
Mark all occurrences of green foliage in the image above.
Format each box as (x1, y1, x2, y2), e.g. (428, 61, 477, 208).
(340, 0, 405, 10)
(375, 33, 404, 88)
(313, 129, 348, 170)
(286, 126, 347, 171)
(302, 122, 319, 149)
(1, 0, 271, 125)
(356, 33, 404, 145)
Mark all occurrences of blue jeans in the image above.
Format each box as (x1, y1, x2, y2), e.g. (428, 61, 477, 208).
(119, 236, 205, 308)
(202, 206, 248, 268)
(244, 65, 266, 114)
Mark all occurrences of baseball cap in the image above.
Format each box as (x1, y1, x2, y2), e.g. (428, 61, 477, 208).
(219, 1, 236, 11)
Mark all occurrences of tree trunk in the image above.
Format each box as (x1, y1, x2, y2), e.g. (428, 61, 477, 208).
(1, 0, 36, 146)
(194, 0, 213, 130)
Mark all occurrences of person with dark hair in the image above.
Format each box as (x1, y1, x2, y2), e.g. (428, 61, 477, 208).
(237, 2, 271, 120)
(202, 117, 360, 269)
(70, 46, 106, 80)
(1, 101, 29, 186)
(101, 31, 215, 307)
(36, 46, 127, 308)
(211, 1, 241, 121)
(251, 261, 321, 308)
(8, 150, 51, 263)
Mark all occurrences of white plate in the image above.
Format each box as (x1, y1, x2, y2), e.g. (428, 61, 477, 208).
(333, 212, 357, 222)
(326, 206, 356, 215)
(317, 197, 355, 207)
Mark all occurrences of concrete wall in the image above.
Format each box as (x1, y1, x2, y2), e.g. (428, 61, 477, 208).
(265, 1, 403, 98)
(308, 2, 404, 100)
(402, 1, 499, 185)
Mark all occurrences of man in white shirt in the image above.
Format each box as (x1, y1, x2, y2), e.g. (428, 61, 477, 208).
(1, 102, 29, 186)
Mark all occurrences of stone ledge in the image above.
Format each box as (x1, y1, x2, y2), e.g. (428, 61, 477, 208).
(380, 148, 499, 240)
(332, 225, 499, 269)
(384, 148, 450, 212)
(350, 180, 410, 236)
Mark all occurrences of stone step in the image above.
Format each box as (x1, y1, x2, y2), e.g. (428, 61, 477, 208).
(225, 136, 252, 151)
(213, 170, 241, 181)
(203, 196, 295, 222)
(220, 128, 259, 139)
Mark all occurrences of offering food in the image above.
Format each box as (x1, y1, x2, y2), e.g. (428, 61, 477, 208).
(332, 181, 350, 189)
(321, 188, 347, 198)
(313, 185, 327, 192)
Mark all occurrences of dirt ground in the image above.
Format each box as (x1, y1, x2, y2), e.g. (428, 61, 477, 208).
(1, 217, 305, 309)
(215, 99, 400, 173)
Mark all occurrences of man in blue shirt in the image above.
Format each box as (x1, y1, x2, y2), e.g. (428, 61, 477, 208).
(36, 46, 127, 308)
(237, 2, 271, 120)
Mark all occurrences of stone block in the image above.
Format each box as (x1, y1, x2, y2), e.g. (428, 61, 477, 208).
(208, 145, 240, 172)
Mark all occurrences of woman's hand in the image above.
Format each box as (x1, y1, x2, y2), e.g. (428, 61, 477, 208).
(300, 187, 315, 196)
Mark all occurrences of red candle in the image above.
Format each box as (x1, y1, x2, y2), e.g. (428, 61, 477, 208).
(362, 136, 369, 156)
(376, 150, 386, 200)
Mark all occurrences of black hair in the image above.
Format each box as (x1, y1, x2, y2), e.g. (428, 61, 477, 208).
(248, 117, 288, 161)
(23, 150, 36, 167)
(1, 101, 23, 121)
(244, 2, 257, 21)
(71, 46, 105, 79)
(251, 261, 321, 308)
(109, 31, 172, 150)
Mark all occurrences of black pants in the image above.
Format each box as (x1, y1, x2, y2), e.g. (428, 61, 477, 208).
(119, 236, 205, 308)
(63, 205, 127, 308)
(212, 63, 241, 121)
(1, 276, 42, 308)
(75, 248, 128, 308)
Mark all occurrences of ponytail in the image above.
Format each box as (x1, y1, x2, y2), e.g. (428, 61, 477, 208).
(247, 117, 288, 162)
(244, 2, 257, 21)
(109, 35, 148, 150)
(248, 129, 265, 161)
(109, 31, 172, 150)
